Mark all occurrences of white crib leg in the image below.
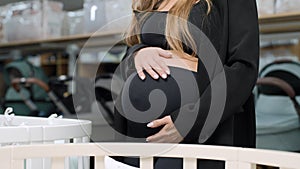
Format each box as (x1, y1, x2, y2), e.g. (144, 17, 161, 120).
(51, 157, 65, 169)
(140, 157, 153, 169)
(94, 156, 105, 169)
(183, 158, 197, 169)
(225, 161, 238, 169)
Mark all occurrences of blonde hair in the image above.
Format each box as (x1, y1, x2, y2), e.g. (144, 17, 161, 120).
(125, 0, 212, 58)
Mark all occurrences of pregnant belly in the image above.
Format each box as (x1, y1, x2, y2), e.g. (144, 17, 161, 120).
(119, 67, 199, 139)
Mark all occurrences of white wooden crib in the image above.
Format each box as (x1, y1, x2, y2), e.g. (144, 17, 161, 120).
(0, 114, 92, 169)
(1, 143, 300, 169)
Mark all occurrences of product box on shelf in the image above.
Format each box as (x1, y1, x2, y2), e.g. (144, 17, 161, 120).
(0, 6, 6, 43)
(82, 0, 132, 33)
(104, 0, 132, 31)
(2, 0, 64, 42)
(62, 10, 84, 36)
(43, 1, 64, 38)
(256, 0, 275, 17)
(275, 0, 300, 14)
(83, 0, 106, 33)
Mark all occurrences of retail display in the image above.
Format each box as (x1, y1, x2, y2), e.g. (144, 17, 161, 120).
(105, 0, 131, 31)
(0, 6, 7, 43)
(276, 0, 300, 14)
(62, 10, 84, 36)
(83, 0, 106, 33)
(256, 0, 275, 16)
(2, 0, 64, 42)
(257, 0, 300, 17)
(43, 1, 64, 37)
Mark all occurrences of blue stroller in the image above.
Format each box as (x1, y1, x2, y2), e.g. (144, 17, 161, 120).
(255, 59, 300, 152)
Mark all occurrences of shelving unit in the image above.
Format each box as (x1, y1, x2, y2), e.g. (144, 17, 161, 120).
(0, 12, 299, 55)
(0, 29, 125, 78)
(259, 12, 300, 43)
(258, 12, 300, 60)
(0, 30, 125, 56)
(0, 12, 299, 73)
(259, 12, 300, 33)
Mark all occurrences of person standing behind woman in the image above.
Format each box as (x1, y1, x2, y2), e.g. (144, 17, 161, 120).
(113, 0, 259, 168)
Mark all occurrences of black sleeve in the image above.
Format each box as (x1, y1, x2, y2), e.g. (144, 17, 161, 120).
(171, 0, 259, 143)
(220, 0, 259, 122)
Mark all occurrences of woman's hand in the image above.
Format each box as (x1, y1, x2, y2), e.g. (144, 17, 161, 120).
(134, 47, 172, 80)
(146, 116, 184, 143)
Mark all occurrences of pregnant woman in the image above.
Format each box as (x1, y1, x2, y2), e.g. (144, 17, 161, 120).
(113, 0, 259, 169)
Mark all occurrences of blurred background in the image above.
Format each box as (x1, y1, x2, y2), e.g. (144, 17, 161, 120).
(0, 1, 299, 163)
(0, 0, 84, 11)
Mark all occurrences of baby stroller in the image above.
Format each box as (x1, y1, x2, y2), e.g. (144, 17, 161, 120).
(255, 59, 300, 152)
(10, 77, 72, 116)
(2, 59, 54, 116)
(2, 59, 92, 117)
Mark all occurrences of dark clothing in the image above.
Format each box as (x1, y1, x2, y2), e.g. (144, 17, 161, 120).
(114, 0, 259, 168)
(122, 67, 199, 140)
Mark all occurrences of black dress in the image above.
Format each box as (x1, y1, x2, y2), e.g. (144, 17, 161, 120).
(113, 0, 259, 168)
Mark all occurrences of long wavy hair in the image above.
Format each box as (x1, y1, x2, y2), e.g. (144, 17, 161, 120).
(125, 0, 212, 58)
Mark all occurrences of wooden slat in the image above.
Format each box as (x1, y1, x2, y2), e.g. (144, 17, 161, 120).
(2, 143, 300, 169)
(238, 162, 256, 169)
(51, 157, 65, 169)
(183, 158, 197, 169)
(225, 161, 238, 169)
(94, 156, 105, 169)
(239, 148, 300, 168)
(0, 147, 12, 169)
(140, 157, 153, 169)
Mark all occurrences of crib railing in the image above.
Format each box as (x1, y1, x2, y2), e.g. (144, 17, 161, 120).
(1, 143, 300, 169)
(0, 115, 92, 169)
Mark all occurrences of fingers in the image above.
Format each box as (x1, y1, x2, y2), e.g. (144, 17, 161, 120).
(146, 116, 183, 143)
(134, 47, 171, 80)
(157, 48, 173, 58)
(144, 65, 160, 79)
(147, 116, 170, 128)
(135, 65, 146, 80)
(146, 128, 166, 142)
(156, 48, 171, 76)
(138, 64, 168, 80)
(154, 58, 170, 76)
(146, 124, 182, 143)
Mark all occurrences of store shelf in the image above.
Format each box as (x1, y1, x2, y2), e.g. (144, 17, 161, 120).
(259, 12, 300, 34)
(1, 13, 300, 55)
(0, 30, 125, 56)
